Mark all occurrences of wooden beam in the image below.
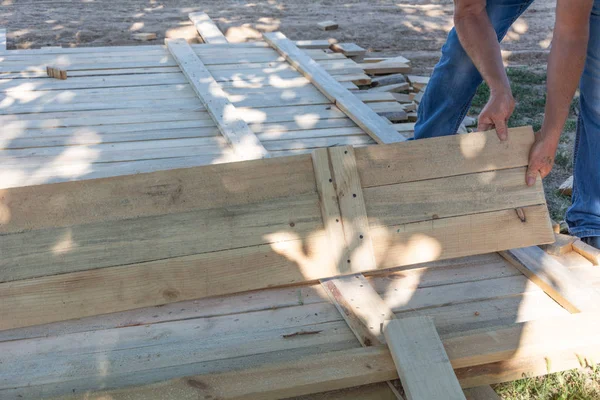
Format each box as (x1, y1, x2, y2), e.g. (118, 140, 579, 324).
(53, 312, 600, 399)
(573, 239, 600, 266)
(165, 38, 268, 160)
(384, 317, 465, 400)
(329, 146, 377, 270)
(188, 12, 228, 44)
(500, 246, 600, 313)
(294, 39, 337, 49)
(320, 274, 401, 399)
(263, 32, 405, 144)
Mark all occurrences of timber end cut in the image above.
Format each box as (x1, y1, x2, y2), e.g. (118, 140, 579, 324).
(0, 127, 553, 332)
(318, 20, 338, 31)
(46, 66, 67, 80)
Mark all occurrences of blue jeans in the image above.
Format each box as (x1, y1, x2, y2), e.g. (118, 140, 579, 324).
(414, 0, 600, 239)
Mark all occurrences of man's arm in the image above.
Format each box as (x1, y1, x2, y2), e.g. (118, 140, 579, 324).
(526, 0, 594, 186)
(454, 0, 515, 139)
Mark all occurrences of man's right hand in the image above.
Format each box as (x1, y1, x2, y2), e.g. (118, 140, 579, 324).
(477, 89, 515, 140)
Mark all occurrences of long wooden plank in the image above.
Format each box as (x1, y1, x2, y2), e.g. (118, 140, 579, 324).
(500, 246, 600, 313)
(355, 126, 535, 188)
(329, 146, 377, 270)
(189, 12, 228, 44)
(165, 38, 267, 160)
(320, 274, 402, 399)
(371, 205, 554, 269)
(311, 149, 350, 274)
(384, 317, 465, 400)
(263, 32, 404, 144)
(47, 312, 600, 399)
(364, 167, 546, 227)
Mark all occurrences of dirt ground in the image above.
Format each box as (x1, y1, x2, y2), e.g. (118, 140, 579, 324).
(1, 0, 556, 71)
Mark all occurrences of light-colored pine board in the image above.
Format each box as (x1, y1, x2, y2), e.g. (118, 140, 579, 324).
(368, 82, 409, 93)
(406, 75, 430, 91)
(371, 205, 554, 269)
(51, 312, 600, 399)
(359, 62, 411, 75)
(330, 43, 366, 57)
(165, 38, 267, 160)
(321, 274, 394, 347)
(0, 154, 315, 234)
(294, 39, 337, 49)
(317, 20, 338, 31)
(189, 12, 228, 44)
(320, 274, 402, 399)
(355, 126, 535, 188)
(541, 233, 577, 255)
(364, 167, 546, 227)
(329, 146, 377, 270)
(573, 240, 600, 266)
(311, 149, 351, 275)
(384, 317, 465, 400)
(500, 246, 600, 313)
(131, 32, 157, 41)
(263, 32, 405, 144)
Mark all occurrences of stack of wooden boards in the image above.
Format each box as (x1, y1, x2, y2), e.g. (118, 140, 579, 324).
(0, 127, 559, 399)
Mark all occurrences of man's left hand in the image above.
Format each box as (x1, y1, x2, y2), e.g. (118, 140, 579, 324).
(526, 131, 559, 186)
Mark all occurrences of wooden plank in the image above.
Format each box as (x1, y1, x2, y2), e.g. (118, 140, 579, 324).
(573, 239, 600, 266)
(263, 32, 404, 144)
(330, 43, 366, 57)
(311, 149, 350, 274)
(52, 312, 600, 399)
(500, 246, 600, 313)
(359, 62, 411, 75)
(329, 146, 377, 270)
(541, 232, 577, 255)
(355, 126, 535, 188)
(318, 20, 339, 31)
(372, 205, 554, 269)
(295, 39, 337, 49)
(384, 317, 465, 400)
(0, 154, 315, 234)
(0, 28, 5, 51)
(321, 274, 394, 347)
(189, 12, 228, 44)
(166, 38, 268, 160)
(320, 274, 402, 399)
(364, 167, 547, 227)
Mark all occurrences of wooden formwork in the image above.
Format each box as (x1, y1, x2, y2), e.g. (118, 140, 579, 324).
(1, 16, 600, 400)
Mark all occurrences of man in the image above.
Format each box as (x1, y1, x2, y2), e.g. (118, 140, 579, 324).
(414, 0, 600, 249)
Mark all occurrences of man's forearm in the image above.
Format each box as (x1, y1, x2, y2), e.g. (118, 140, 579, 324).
(541, 1, 592, 145)
(454, 5, 510, 95)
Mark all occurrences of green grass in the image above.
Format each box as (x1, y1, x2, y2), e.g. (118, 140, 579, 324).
(467, 67, 578, 223)
(494, 366, 600, 399)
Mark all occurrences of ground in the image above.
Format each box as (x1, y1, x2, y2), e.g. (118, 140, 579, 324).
(0, 0, 586, 398)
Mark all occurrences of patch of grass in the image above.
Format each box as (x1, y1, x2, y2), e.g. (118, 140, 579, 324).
(555, 150, 572, 169)
(494, 367, 600, 400)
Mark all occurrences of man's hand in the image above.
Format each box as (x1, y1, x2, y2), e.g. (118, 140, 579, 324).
(526, 131, 559, 186)
(477, 90, 515, 140)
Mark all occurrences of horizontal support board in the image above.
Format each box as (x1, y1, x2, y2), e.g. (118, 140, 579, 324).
(42, 312, 600, 399)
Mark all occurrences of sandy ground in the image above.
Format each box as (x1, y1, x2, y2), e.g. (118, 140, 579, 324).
(1, 0, 556, 71)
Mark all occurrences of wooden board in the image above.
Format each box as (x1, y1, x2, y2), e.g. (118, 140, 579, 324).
(47, 312, 600, 399)
(263, 32, 405, 144)
(188, 12, 228, 44)
(0, 129, 553, 331)
(384, 317, 465, 400)
(500, 246, 600, 313)
(165, 38, 268, 160)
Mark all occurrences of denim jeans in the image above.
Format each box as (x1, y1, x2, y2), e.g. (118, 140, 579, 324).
(414, 0, 600, 239)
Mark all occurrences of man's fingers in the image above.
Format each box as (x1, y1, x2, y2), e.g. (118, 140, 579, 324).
(477, 118, 493, 133)
(526, 166, 538, 186)
(494, 118, 508, 141)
